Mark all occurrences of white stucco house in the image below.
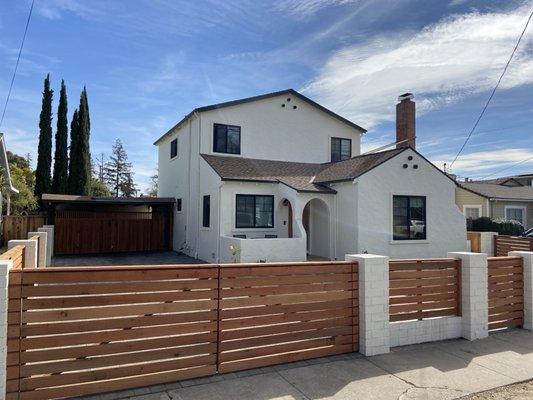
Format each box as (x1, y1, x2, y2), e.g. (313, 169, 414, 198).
(155, 89, 466, 263)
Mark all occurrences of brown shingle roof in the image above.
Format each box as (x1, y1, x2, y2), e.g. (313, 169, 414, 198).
(461, 182, 533, 201)
(201, 147, 407, 193)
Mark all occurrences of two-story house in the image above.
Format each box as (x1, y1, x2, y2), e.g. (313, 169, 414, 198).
(155, 89, 466, 262)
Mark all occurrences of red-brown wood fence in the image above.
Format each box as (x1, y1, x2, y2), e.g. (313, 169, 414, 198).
(54, 211, 168, 255)
(1, 216, 47, 246)
(6, 261, 359, 400)
(494, 235, 533, 256)
(487, 256, 524, 331)
(389, 258, 461, 322)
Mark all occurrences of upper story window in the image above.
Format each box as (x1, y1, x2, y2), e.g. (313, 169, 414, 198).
(170, 138, 178, 159)
(331, 137, 351, 162)
(236, 195, 274, 228)
(176, 198, 182, 212)
(202, 195, 210, 228)
(214, 123, 241, 154)
(393, 195, 426, 240)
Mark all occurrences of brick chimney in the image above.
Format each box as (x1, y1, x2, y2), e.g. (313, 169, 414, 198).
(396, 93, 416, 149)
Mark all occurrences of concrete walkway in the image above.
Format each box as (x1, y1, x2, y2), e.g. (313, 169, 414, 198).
(77, 329, 533, 400)
(52, 251, 204, 266)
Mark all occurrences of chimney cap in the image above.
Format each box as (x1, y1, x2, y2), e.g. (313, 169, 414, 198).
(398, 93, 414, 102)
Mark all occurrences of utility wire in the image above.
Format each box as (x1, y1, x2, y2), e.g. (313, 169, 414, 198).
(449, 8, 533, 169)
(0, 0, 35, 129)
(481, 154, 533, 179)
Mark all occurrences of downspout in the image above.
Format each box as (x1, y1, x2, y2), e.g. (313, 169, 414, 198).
(186, 115, 194, 253)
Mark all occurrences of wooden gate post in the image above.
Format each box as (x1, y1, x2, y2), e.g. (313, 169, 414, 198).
(0, 259, 11, 397)
(509, 251, 533, 330)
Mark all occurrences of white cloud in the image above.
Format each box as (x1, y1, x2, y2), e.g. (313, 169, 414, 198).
(431, 148, 533, 178)
(275, 0, 358, 17)
(304, 5, 533, 129)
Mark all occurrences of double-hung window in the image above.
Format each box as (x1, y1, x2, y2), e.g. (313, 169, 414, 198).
(214, 123, 241, 154)
(331, 137, 352, 161)
(505, 206, 526, 227)
(236, 195, 274, 228)
(393, 195, 426, 240)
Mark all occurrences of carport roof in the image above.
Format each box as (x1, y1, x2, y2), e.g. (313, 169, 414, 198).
(42, 193, 175, 205)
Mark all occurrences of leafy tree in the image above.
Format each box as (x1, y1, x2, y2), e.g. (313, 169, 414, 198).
(90, 178, 111, 197)
(0, 151, 38, 214)
(51, 80, 68, 193)
(67, 87, 91, 195)
(34, 74, 53, 202)
(104, 139, 136, 197)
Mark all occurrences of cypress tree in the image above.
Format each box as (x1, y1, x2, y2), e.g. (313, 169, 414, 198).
(77, 87, 91, 195)
(67, 109, 79, 194)
(51, 80, 68, 193)
(34, 74, 53, 202)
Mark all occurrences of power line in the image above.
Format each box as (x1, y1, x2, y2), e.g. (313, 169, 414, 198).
(481, 154, 533, 179)
(449, 8, 533, 169)
(0, 0, 35, 129)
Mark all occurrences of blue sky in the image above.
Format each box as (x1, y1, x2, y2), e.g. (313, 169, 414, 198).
(1, 0, 532, 192)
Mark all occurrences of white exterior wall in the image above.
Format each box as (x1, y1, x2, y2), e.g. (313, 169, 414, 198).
(198, 93, 362, 163)
(353, 148, 467, 258)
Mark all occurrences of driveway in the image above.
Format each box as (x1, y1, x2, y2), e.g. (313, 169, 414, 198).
(73, 329, 533, 400)
(52, 251, 204, 266)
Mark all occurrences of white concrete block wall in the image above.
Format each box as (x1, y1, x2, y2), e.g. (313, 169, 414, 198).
(509, 251, 533, 330)
(449, 252, 488, 340)
(0, 260, 11, 397)
(480, 232, 497, 256)
(42, 225, 54, 257)
(28, 231, 47, 268)
(8, 239, 38, 268)
(346, 254, 390, 356)
(38, 226, 54, 266)
(390, 317, 462, 347)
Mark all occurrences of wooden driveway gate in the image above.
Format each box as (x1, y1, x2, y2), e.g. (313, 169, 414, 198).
(54, 211, 170, 255)
(487, 256, 524, 331)
(6, 261, 359, 400)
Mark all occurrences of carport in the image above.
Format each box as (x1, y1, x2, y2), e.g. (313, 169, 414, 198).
(42, 194, 175, 255)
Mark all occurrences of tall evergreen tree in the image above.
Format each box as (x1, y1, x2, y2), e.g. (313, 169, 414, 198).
(67, 109, 79, 194)
(34, 74, 53, 202)
(51, 80, 68, 194)
(67, 87, 92, 195)
(104, 139, 136, 197)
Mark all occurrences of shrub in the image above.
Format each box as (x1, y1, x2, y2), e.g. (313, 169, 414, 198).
(471, 217, 524, 236)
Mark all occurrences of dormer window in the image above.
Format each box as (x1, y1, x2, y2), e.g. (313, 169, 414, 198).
(214, 123, 241, 154)
(331, 137, 351, 162)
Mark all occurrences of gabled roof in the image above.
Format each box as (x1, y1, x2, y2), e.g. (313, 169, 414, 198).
(154, 89, 366, 145)
(460, 182, 533, 201)
(201, 147, 409, 194)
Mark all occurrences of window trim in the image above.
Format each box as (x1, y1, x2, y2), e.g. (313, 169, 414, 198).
(392, 195, 427, 241)
(202, 195, 210, 228)
(213, 123, 241, 155)
(170, 138, 178, 159)
(504, 205, 526, 226)
(463, 204, 482, 219)
(330, 137, 352, 162)
(235, 194, 275, 229)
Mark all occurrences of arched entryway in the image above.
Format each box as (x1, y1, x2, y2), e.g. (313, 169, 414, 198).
(302, 198, 330, 259)
(278, 198, 294, 238)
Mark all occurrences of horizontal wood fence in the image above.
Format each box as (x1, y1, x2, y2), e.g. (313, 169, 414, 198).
(0, 245, 24, 269)
(494, 235, 533, 256)
(389, 258, 461, 322)
(6, 261, 359, 400)
(487, 256, 524, 331)
(1, 216, 46, 246)
(54, 211, 168, 255)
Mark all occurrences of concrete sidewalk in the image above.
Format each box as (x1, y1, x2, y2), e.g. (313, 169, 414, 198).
(79, 329, 533, 400)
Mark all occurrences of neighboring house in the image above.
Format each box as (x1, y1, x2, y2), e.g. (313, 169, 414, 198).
(155, 89, 466, 263)
(456, 179, 533, 229)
